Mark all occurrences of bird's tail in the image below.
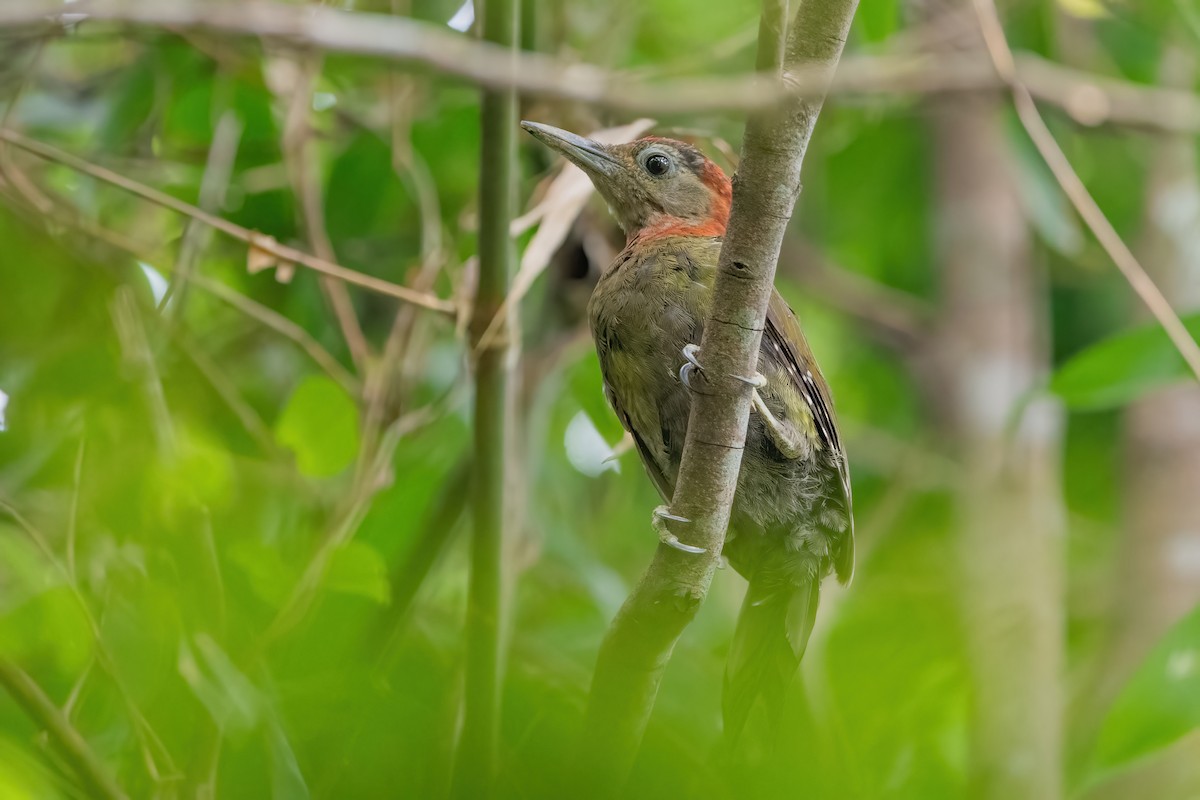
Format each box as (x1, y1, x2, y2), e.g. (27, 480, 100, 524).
(722, 572, 820, 749)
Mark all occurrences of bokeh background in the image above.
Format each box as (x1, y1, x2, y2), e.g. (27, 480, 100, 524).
(2, 0, 1199, 797)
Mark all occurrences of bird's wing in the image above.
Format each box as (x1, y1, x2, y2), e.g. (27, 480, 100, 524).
(603, 382, 675, 503)
(763, 290, 854, 581)
(763, 291, 840, 455)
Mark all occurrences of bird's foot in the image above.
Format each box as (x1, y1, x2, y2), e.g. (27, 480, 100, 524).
(678, 343, 704, 391)
(731, 370, 767, 389)
(652, 505, 705, 554)
(745, 381, 808, 459)
(681, 347, 770, 394)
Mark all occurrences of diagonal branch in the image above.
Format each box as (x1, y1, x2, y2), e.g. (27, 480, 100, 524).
(0, 128, 456, 315)
(159, 104, 242, 319)
(191, 276, 361, 395)
(0, 659, 129, 800)
(969, 0, 1200, 384)
(277, 52, 371, 373)
(575, 0, 859, 790)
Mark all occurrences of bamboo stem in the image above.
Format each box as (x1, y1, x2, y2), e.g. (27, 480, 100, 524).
(450, 0, 520, 793)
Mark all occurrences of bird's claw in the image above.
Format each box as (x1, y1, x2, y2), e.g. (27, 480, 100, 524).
(731, 371, 768, 389)
(680, 344, 767, 391)
(679, 343, 704, 391)
(652, 505, 705, 554)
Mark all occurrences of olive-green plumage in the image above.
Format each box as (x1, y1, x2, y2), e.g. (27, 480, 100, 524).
(521, 121, 853, 744)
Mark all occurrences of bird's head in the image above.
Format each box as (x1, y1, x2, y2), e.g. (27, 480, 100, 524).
(521, 121, 732, 243)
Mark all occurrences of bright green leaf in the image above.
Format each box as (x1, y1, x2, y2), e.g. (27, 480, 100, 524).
(266, 714, 311, 800)
(325, 541, 390, 605)
(1091, 603, 1200, 772)
(857, 0, 899, 42)
(1013, 135, 1083, 257)
(1049, 313, 1200, 410)
(1058, 0, 1111, 18)
(178, 633, 263, 736)
(0, 585, 92, 674)
(229, 539, 296, 609)
(0, 739, 68, 800)
(275, 375, 360, 477)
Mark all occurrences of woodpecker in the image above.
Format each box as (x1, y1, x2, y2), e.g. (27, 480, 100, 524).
(522, 121, 853, 743)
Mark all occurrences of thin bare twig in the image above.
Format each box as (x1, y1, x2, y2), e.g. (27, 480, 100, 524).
(111, 286, 177, 458)
(970, 0, 1200, 384)
(5, 1, 1200, 130)
(160, 105, 243, 318)
(0, 187, 361, 397)
(784, 238, 931, 347)
(0, 499, 181, 785)
(0, 128, 456, 314)
(262, 399, 446, 645)
(276, 52, 371, 373)
(191, 275, 360, 395)
(66, 436, 85, 581)
(172, 327, 279, 454)
(0, 36, 55, 214)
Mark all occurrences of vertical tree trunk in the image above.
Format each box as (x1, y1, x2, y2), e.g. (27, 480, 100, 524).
(1086, 45, 1200, 800)
(930, 93, 1064, 799)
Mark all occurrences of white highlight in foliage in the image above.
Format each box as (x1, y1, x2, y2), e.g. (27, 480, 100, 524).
(447, 0, 474, 32)
(1167, 649, 1197, 681)
(139, 262, 170, 306)
(962, 353, 1033, 437)
(0, 389, 7, 432)
(1152, 182, 1200, 308)
(565, 411, 619, 477)
(1167, 530, 1200, 577)
(312, 92, 337, 112)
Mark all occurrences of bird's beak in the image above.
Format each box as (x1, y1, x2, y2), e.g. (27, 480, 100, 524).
(520, 120, 620, 177)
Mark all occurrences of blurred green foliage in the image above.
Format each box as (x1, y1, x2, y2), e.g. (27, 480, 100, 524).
(0, 0, 1199, 798)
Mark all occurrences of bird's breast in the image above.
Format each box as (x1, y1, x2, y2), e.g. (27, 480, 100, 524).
(587, 239, 718, 475)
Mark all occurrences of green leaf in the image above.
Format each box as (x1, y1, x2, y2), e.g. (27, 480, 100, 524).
(1013, 133, 1083, 257)
(266, 714, 310, 800)
(0, 585, 92, 674)
(856, 0, 899, 43)
(1049, 314, 1200, 410)
(228, 538, 297, 609)
(1091, 604, 1200, 772)
(325, 541, 390, 605)
(178, 633, 263, 736)
(275, 375, 360, 477)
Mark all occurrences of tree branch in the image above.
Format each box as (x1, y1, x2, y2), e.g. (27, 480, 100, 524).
(278, 53, 372, 373)
(0, 128, 456, 314)
(0, 659, 129, 800)
(575, 0, 858, 791)
(5, 1, 1200, 129)
(783, 237, 931, 348)
(970, 0, 1200, 384)
(191, 276, 361, 396)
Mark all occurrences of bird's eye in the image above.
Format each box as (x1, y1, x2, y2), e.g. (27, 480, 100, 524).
(644, 153, 671, 177)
